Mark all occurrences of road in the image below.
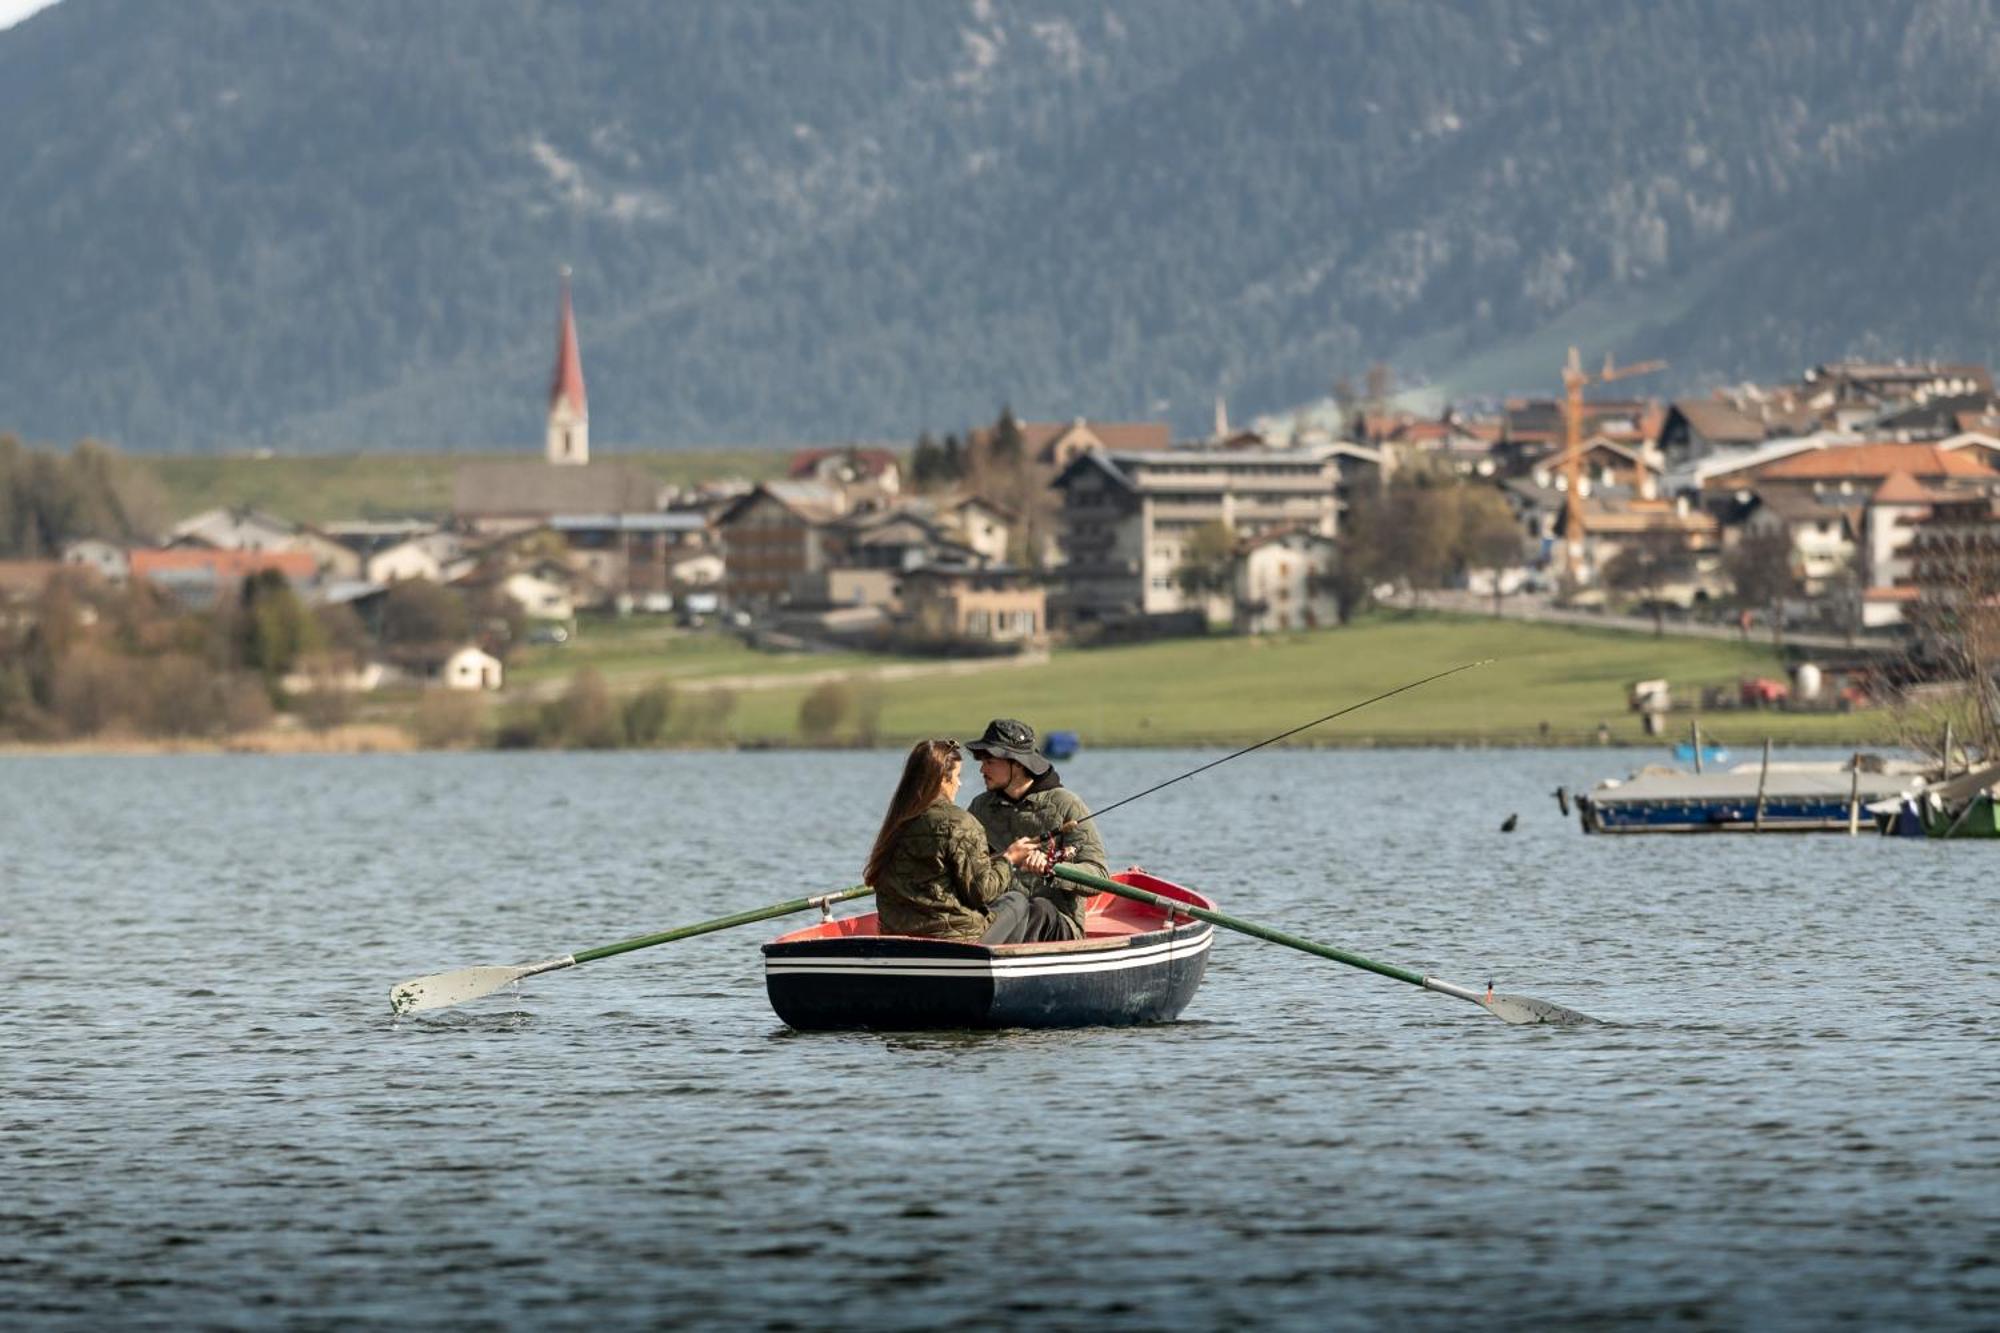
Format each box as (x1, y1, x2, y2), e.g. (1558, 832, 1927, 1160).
(1388, 590, 1902, 655)
(508, 645, 1051, 702)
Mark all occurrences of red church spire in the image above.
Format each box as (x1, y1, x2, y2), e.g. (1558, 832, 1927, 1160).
(550, 266, 587, 417)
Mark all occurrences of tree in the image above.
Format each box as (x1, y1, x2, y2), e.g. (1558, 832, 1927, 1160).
(1174, 521, 1237, 611)
(1332, 492, 1384, 623)
(909, 431, 948, 489)
(379, 579, 470, 650)
(798, 679, 853, 742)
(1363, 362, 1395, 435)
(0, 438, 163, 557)
(623, 684, 676, 746)
(852, 681, 885, 746)
(1374, 479, 1458, 604)
(988, 407, 1025, 465)
(685, 686, 737, 742)
(1725, 527, 1800, 644)
(540, 668, 621, 748)
(238, 569, 320, 681)
(1332, 374, 1361, 441)
(1602, 535, 1685, 636)
(1453, 487, 1527, 615)
(962, 407, 1059, 571)
(1906, 500, 2000, 756)
(312, 601, 372, 659)
(413, 692, 487, 749)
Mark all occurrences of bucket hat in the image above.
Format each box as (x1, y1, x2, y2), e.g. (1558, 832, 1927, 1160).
(964, 717, 1051, 776)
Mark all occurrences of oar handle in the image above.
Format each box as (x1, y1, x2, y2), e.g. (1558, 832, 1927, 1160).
(571, 886, 874, 964)
(1051, 865, 1426, 987)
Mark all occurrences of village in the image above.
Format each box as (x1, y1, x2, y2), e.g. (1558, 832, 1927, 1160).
(3, 278, 1999, 748)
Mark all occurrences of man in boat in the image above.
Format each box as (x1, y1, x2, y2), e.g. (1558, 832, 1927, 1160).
(965, 718, 1108, 944)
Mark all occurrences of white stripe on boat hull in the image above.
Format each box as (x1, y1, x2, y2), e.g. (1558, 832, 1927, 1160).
(766, 930, 1211, 981)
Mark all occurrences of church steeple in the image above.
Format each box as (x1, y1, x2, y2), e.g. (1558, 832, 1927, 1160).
(546, 266, 589, 466)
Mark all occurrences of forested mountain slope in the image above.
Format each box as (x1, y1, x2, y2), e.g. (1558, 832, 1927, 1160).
(1, 0, 1994, 450)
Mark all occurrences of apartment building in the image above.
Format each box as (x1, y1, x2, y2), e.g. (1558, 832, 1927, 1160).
(1051, 442, 1381, 624)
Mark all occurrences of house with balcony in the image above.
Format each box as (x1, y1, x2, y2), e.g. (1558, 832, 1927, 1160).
(1232, 529, 1338, 634)
(1049, 441, 1381, 627)
(712, 481, 847, 607)
(900, 565, 1046, 649)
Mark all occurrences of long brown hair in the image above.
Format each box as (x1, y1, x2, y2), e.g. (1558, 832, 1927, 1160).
(864, 739, 960, 884)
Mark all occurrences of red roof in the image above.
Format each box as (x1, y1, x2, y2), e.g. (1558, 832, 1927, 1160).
(993, 420, 1171, 460)
(549, 270, 587, 416)
(130, 549, 317, 581)
(1751, 442, 1998, 483)
(786, 447, 900, 480)
(1870, 471, 1942, 505)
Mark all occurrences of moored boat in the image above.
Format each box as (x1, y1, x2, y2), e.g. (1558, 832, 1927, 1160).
(1578, 765, 1921, 833)
(1041, 729, 1081, 760)
(1671, 740, 1731, 767)
(762, 870, 1214, 1030)
(1877, 760, 2000, 838)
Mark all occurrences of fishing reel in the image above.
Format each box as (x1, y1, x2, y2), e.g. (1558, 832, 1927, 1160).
(1034, 834, 1080, 875)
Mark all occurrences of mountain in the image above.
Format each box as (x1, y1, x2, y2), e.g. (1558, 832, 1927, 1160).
(1, 0, 1996, 452)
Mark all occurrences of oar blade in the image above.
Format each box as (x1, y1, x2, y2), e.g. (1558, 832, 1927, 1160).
(1486, 991, 1600, 1026)
(390, 962, 546, 1015)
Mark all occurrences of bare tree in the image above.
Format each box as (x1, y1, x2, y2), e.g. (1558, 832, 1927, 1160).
(1602, 535, 1685, 636)
(1906, 498, 2000, 756)
(1454, 487, 1526, 616)
(1725, 527, 1800, 646)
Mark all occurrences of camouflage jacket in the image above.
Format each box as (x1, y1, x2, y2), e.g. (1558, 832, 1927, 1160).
(966, 772, 1107, 939)
(872, 797, 1015, 941)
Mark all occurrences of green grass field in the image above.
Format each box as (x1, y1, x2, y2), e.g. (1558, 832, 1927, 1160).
(497, 612, 1905, 750)
(505, 618, 895, 688)
(149, 448, 795, 524)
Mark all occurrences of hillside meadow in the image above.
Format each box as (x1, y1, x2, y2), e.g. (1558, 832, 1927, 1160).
(149, 449, 793, 524)
(498, 613, 1905, 751)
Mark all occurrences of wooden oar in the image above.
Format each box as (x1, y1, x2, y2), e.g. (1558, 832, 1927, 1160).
(1053, 866, 1597, 1025)
(389, 886, 874, 1015)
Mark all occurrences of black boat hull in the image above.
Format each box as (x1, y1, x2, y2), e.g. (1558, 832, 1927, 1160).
(762, 873, 1215, 1031)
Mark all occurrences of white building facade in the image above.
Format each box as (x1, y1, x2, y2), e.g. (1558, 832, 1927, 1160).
(1052, 443, 1380, 625)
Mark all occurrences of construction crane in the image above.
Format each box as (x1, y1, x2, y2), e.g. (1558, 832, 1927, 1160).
(1559, 346, 1666, 578)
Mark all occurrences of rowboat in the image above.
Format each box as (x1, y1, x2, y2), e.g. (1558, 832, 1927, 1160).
(1671, 740, 1731, 767)
(761, 870, 1214, 1030)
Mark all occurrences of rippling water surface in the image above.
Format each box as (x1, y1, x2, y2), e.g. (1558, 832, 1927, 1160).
(6, 750, 1996, 1329)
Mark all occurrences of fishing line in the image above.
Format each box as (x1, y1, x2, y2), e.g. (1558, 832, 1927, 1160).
(1068, 659, 1492, 830)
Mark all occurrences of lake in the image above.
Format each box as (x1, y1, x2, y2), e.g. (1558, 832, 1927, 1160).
(5, 749, 1995, 1329)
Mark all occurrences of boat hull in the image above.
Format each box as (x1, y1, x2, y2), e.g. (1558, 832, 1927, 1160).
(762, 872, 1213, 1031)
(1582, 794, 1873, 833)
(1578, 768, 1918, 834)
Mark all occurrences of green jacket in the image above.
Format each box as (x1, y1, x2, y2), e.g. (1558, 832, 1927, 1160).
(872, 797, 1015, 941)
(966, 772, 1108, 939)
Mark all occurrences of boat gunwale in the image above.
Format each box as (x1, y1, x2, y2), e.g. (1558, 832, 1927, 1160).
(761, 875, 1215, 958)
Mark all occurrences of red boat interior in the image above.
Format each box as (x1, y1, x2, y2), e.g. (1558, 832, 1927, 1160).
(770, 870, 1211, 945)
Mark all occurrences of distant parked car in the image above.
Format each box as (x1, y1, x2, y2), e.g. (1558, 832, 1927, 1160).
(527, 623, 571, 646)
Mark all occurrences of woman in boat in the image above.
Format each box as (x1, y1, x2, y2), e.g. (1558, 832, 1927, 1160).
(864, 738, 1041, 941)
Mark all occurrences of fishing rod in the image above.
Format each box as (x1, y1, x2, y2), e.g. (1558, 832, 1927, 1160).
(1062, 658, 1492, 834)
